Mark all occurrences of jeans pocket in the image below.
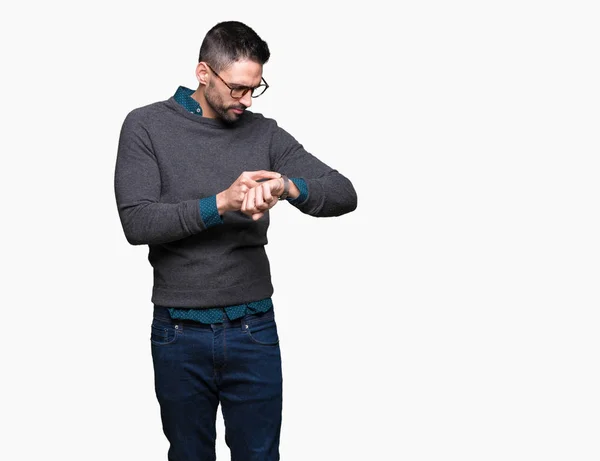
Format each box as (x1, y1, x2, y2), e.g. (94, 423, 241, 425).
(244, 319, 280, 346)
(150, 320, 179, 346)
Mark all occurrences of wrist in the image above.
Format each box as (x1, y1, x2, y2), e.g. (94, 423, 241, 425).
(287, 180, 300, 200)
(278, 176, 300, 200)
(278, 175, 290, 201)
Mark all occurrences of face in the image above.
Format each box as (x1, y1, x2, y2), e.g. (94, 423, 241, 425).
(201, 59, 263, 123)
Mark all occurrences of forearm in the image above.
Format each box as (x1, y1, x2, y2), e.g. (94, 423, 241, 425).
(118, 194, 226, 245)
(117, 199, 206, 245)
(269, 124, 358, 217)
(289, 172, 357, 217)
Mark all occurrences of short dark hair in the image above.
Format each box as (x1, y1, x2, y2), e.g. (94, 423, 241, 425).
(198, 21, 270, 72)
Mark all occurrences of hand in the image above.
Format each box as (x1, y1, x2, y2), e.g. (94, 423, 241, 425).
(216, 170, 281, 215)
(241, 177, 286, 221)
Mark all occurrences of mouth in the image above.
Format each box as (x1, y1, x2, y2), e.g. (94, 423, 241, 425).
(230, 107, 245, 115)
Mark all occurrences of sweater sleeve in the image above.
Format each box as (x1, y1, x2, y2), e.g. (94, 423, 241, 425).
(269, 123, 357, 217)
(114, 112, 215, 245)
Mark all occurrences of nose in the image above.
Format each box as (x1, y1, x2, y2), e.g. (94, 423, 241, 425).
(240, 90, 252, 108)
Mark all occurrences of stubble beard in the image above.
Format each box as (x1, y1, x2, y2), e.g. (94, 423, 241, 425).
(205, 82, 245, 124)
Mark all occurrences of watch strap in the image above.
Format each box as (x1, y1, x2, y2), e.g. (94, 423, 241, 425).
(278, 175, 290, 201)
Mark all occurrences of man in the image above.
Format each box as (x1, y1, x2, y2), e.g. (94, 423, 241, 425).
(114, 20, 357, 461)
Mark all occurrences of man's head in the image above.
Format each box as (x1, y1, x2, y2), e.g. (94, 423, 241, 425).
(194, 21, 270, 123)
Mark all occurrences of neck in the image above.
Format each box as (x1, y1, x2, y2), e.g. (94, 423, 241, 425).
(190, 87, 215, 118)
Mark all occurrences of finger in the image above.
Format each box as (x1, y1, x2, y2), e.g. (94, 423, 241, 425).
(264, 198, 278, 212)
(247, 170, 282, 181)
(241, 190, 249, 213)
(262, 182, 274, 203)
(252, 212, 264, 221)
(255, 184, 268, 210)
(246, 187, 257, 213)
(242, 178, 260, 189)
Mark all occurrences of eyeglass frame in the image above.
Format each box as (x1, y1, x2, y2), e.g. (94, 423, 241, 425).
(205, 63, 269, 99)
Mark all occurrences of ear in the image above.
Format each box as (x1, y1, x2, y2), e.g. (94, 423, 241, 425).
(196, 62, 210, 85)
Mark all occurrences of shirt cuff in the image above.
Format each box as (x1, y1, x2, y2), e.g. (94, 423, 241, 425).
(288, 177, 308, 204)
(199, 195, 223, 228)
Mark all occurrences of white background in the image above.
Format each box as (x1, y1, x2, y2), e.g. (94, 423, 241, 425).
(2, 1, 599, 460)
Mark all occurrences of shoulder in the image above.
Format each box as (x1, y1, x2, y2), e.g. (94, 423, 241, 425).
(121, 99, 171, 128)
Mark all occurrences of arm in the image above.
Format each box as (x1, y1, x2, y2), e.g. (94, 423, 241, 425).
(114, 113, 208, 245)
(269, 124, 357, 217)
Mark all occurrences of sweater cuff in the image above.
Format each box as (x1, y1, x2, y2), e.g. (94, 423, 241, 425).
(288, 177, 308, 205)
(199, 195, 223, 228)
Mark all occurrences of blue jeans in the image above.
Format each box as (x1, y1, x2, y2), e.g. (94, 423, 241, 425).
(151, 306, 283, 461)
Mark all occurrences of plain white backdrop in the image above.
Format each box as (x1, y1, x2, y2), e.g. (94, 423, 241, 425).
(2, 1, 599, 460)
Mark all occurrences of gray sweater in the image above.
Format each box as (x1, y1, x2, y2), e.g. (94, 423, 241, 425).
(114, 96, 357, 307)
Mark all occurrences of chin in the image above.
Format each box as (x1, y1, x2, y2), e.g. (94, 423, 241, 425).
(221, 112, 242, 124)
(222, 114, 237, 123)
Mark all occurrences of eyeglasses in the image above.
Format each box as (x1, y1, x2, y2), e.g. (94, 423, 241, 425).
(205, 64, 269, 99)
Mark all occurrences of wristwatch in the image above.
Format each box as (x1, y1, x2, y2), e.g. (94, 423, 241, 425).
(278, 175, 290, 201)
